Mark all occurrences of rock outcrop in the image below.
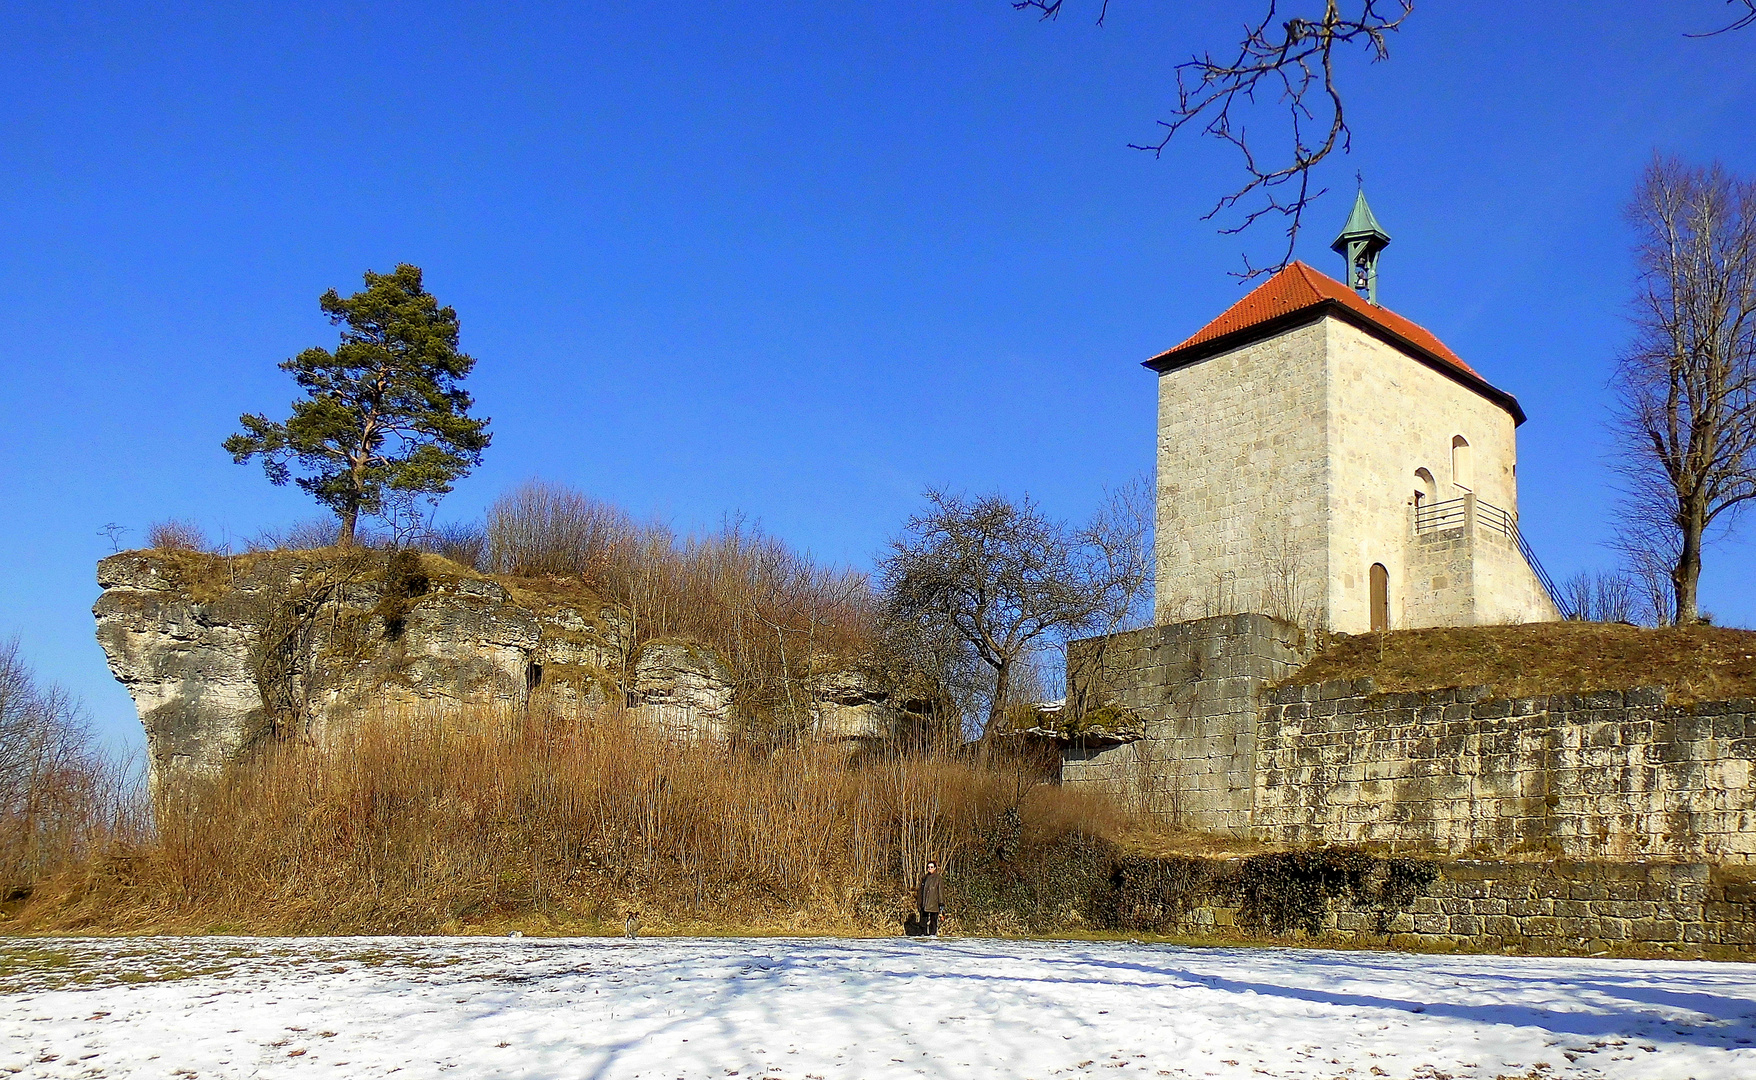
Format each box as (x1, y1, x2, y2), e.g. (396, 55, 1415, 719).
(95, 549, 894, 787)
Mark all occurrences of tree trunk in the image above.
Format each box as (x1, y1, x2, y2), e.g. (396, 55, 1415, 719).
(985, 656, 1012, 737)
(337, 504, 359, 549)
(1672, 501, 1705, 624)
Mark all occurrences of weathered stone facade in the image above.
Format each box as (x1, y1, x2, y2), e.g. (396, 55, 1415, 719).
(1154, 321, 1332, 625)
(1152, 270, 1559, 632)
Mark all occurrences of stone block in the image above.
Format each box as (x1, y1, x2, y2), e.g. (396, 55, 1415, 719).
(1448, 914, 1483, 936)
(1630, 918, 1682, 942)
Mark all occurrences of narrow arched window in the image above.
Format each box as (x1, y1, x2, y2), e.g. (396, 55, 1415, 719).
(1451, 436, 1472, 491)
(1414, 468, 1436, 507)
(1370, 564, 1389, 632)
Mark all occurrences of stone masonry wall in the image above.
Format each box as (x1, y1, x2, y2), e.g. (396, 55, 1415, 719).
(1063, 614, 1311, 833)
(1167, 858, 1756, 958)
(1257, 680, 1756, 864)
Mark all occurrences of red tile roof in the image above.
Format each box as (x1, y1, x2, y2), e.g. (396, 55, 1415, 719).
(1148, 261, 1479, 377)
(1143, 262, 1523, 423)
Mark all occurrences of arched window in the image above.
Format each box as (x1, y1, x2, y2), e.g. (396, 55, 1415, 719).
(1369, 563, 1390, 632)
(1414, 468, 1436, 507)
(1451, 436, 1472, 491)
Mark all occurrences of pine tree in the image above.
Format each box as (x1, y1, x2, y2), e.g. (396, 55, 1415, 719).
(225, 265, 491, 547)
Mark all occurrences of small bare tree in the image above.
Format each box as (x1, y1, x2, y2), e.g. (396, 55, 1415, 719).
(1612, 158, 1756, 625)
(1558, 570, 1639, 624)
(879, 484, 1150, 737)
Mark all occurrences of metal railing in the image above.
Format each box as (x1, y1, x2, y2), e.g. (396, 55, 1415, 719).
(1412, 494, 1575, 620)
(1413, 496, 1468, 533)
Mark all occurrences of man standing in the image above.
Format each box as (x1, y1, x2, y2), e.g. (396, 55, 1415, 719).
(918, 859, 944, 937)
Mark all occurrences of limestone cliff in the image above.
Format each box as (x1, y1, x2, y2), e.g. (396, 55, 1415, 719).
(95, 549, 896, 788)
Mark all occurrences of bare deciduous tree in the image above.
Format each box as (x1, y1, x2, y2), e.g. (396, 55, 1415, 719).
(879, 483, 1151, 737)
(1613, 158, 1756, 625)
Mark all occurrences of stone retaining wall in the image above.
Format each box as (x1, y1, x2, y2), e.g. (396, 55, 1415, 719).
(1257, 681, 1756, 864)
(1063, 614, 1310, 832)
(1166, 859, 1756, 959)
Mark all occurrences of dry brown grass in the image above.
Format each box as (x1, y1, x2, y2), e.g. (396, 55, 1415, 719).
(13, 703, 1138, 937)
(1289, 621, 1756, 703)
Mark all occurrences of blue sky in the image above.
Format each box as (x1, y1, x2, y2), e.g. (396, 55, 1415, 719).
(2, 2, 1753, 751)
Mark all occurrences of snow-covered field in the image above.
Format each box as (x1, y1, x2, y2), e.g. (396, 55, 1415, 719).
(2, 936, 1754, 1080)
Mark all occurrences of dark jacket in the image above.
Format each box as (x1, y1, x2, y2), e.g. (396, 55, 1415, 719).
(918, 870, 943, 913)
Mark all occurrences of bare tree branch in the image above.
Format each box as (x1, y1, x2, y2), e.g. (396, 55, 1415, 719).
(1013, 0, 1111, 25)
(1142, 1, 1411, 278)
(1687, 0, 1756, 37)
(1019, 2, 1410, 278)
(1021, 4, 1748, 277)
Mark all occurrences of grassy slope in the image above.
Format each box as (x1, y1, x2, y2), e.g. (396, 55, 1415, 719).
(1289, 622, 1756, 703)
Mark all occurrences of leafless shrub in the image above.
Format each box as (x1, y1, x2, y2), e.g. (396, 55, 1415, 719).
(420, 521, 487, 570)
(605, 517, 879, 742)
(1612, 523, 1683, 627)
(247, 517, 341, 551)
(20, 703, 1122, 935)
(1259, 526, 1326, 631)
(483, 482, 881, 742)
(1559, 571, 1640, 624)
(147, 519, 209, 552)
(485, 480, 635, 579)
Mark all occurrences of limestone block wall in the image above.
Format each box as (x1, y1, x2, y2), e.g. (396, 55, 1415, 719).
(1064, 614, 1311, 833)
(1257, 681, 1756, 863)
(1154, 321, 1331, 624)
(1402, 519, 1477, 628)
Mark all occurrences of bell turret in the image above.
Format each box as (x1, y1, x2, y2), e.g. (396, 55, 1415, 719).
(1331, 189, 1391, 305)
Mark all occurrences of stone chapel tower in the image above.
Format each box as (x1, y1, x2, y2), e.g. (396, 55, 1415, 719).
(1149, 193, 1563, 633)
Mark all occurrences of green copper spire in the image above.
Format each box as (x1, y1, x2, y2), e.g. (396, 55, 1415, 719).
(1330, 188, 1391, 304)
